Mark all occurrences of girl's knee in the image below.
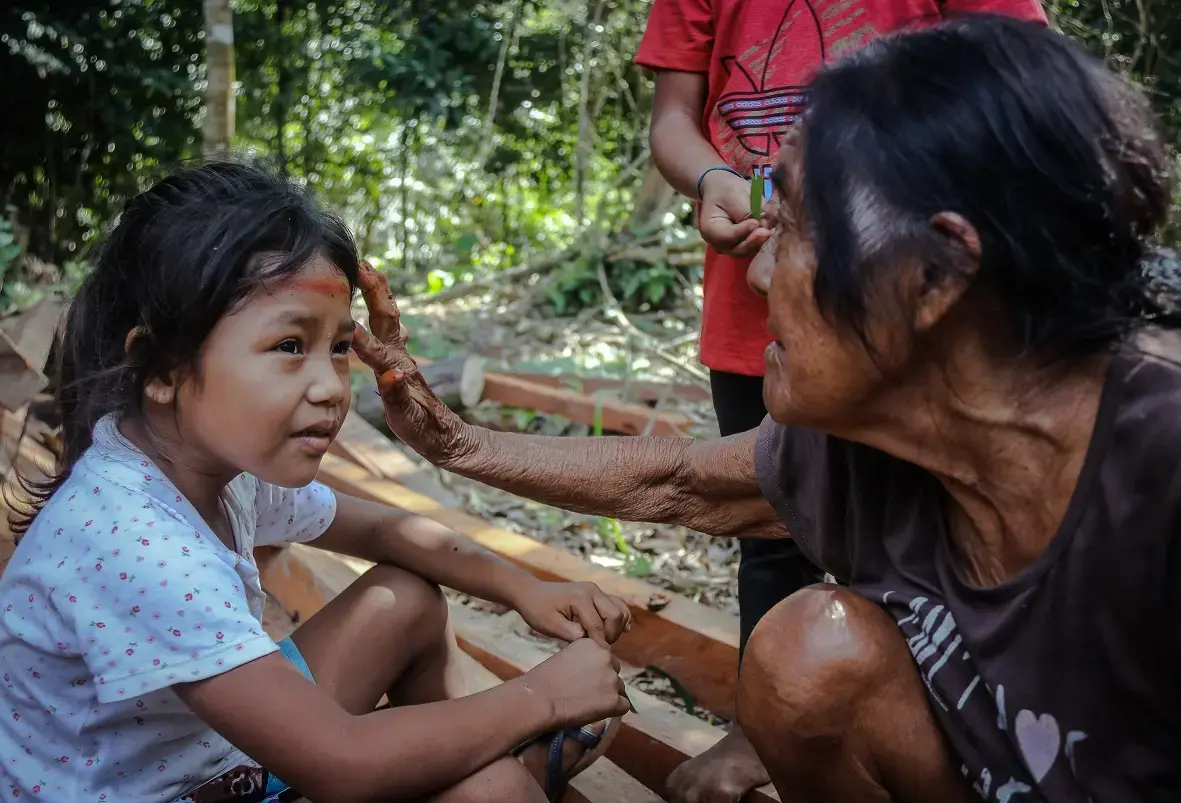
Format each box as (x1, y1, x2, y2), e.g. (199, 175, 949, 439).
(423, 757, 546, 803)
(356, 563, 449, 631)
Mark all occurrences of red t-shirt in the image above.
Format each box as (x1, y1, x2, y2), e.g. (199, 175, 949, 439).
(636, 0, 1047, 377)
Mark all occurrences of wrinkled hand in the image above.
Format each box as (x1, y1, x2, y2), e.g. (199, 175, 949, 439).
(526, 639, 632, 728)
(698, 170, 774, 258)
(351, 261, 470, 464)
(512, 579, 632, 646)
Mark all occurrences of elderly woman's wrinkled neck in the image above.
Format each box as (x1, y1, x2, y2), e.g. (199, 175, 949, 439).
(867, 329, 1112, 588)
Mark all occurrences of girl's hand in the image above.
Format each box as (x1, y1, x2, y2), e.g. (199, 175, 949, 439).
(351, 261, 474, 466)
(511, 579, 632, 646)
(526, 639, 632, 728)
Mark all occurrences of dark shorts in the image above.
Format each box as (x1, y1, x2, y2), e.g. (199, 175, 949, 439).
(176, 637, 312, 803)
(710, 371, 824, 657)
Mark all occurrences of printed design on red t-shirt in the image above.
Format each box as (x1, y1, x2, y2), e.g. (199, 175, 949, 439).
(712, 0, 873, 175)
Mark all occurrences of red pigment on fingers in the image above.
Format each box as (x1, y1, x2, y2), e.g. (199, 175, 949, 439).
(376, 366, 418, 393)
(376, 368, 405, 392)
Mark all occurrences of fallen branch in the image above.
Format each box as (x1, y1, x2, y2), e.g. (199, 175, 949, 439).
(595, 259, 710, 386)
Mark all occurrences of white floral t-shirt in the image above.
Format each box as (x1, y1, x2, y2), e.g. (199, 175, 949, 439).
(0, 415, 337, 802)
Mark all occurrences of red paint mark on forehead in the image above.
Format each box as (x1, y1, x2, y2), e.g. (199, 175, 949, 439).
(280, 276, 351, 297)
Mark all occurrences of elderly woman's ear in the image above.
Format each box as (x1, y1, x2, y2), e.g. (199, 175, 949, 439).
(907, 211, 983, 335)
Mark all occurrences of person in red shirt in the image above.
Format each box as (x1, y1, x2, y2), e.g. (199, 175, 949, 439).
(635, 2, 1046, 800)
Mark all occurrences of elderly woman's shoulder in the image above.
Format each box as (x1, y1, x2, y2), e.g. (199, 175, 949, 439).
(1114, 327, 1181, 448)
(1125, 327, 1181, 387)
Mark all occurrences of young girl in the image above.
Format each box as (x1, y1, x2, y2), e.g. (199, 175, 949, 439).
(0, 162, 632, 803)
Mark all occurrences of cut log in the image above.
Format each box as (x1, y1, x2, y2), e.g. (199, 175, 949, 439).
(352, 352, 693, 436)
(316, 442, 742, 719)
(0, 299, 61, 411)
(353, 355, 486, 434)
(418, 355, 487, 410)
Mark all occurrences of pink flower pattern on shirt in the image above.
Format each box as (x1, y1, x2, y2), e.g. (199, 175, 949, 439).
(0, 415, 336, 801)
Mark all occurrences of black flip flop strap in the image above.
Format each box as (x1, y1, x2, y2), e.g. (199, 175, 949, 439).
(513, 725, 605, 801)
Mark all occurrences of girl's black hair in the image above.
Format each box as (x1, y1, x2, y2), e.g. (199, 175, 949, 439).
(9, 160, 359, 536)
(794, 14, 1178, 360)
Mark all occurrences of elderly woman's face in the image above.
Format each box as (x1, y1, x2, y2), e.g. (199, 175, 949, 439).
(748, 140, 888, 429)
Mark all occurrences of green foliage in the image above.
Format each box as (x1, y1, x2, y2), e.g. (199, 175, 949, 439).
(595, 516, 653, 577)
(643, 665, 695, 714)
(1, 1, 206, 266)
(1, 0, 660, 291)
(4, 0, 1181, 304)
(0, 218, 22, 274)
(546, 255, 689, 315)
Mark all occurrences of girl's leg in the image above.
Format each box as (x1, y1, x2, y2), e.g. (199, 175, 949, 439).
(284, 561, 601, 802)
(737, 584, 978, 803)
(288, 562, 465, 713)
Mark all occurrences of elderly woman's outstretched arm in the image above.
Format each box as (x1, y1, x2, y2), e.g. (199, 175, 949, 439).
(445, 427, 783, 538)
(351, 262, 787, 539)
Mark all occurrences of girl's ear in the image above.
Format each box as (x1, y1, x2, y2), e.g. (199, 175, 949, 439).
(143, 376, 177, 405)
(126, 326, 177, 405)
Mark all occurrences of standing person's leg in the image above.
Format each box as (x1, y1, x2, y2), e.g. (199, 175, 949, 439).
(664, 371, 824, 803)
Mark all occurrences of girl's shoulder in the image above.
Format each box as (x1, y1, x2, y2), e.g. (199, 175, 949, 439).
(32, 453, 198, 541)
(10, 453, 225, 592)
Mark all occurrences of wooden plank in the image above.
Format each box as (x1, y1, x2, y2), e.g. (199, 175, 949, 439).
(257, 546, 663, 803)
(481, 371, 692, 437)
(315, 450, 742, 719)
(450, 604, 778, 803)
(502, 372, 711, 405)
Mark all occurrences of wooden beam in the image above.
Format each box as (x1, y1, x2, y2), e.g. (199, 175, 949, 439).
(315, 450, 742, 719)
(257, 545, 665, 803)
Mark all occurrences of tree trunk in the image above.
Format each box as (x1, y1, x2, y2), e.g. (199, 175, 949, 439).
(626, 162, 678, 236)
(573, 0, 604, 225)
(272, 0, 291, 175)
(203, 0, 235, 159)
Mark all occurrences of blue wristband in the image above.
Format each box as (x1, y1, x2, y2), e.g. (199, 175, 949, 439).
(695, 166, 746, 201)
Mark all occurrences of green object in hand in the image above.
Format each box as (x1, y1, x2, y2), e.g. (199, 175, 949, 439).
(750, 172, 765, 219)
(622, 687, 638, 714)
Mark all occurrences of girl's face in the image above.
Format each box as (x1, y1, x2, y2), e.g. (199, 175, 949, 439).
(168, 254, 355, 488)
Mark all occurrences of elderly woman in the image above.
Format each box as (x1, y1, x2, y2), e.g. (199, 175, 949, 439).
(354, 15, 1181, 803)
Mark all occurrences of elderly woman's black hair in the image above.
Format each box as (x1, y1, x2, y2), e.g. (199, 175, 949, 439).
(8, 160, 359, 536)
(796, 14, 1177, 360)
